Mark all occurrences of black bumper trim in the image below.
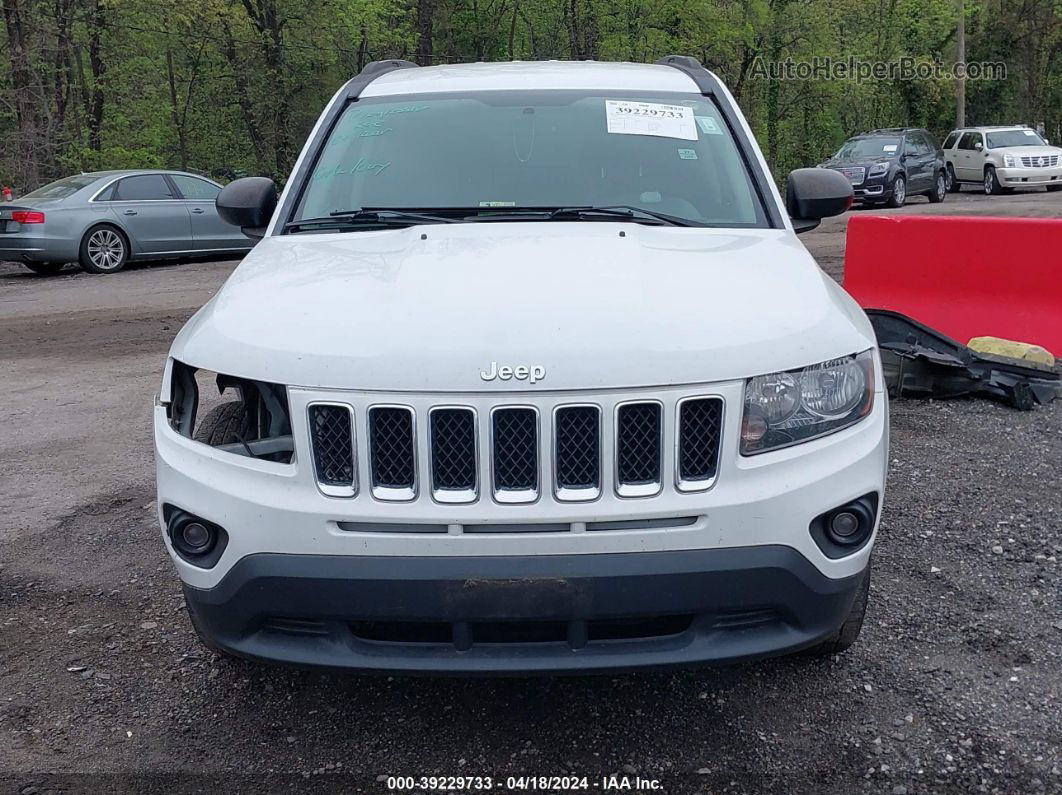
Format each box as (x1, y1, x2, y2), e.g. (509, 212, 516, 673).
(183, 546, 867, 674)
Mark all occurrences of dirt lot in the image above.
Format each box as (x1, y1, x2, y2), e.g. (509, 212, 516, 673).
(2, 189, 1061, 794)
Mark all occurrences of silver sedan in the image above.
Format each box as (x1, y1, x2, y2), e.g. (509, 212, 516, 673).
(0, 170, 252, 275)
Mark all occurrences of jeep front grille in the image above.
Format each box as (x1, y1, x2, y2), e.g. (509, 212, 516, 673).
(368, 406, 416, 500)
(491, 407, 539, 502)
(306, 393, 723, 504)
(307, 403, 356, 497)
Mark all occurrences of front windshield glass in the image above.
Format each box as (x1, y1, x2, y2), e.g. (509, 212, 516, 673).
(986, 129, 1046, 148)
(291, 91, 766, 228)
(21, 174, 99, 200)
(834, 137, 900, 159)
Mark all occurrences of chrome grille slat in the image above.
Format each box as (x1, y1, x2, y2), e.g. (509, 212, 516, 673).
(368, 406, 417, 500)
(677, 397, 723, 491)
(491, 407, 539, 502)
(615, 402, 662, 497)
(429, 407, 477, 503)
(554, 405, 601, 500)
(307, 403, 356, 497)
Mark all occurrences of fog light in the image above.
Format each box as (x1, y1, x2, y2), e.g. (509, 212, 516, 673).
(810, 494, 879, 558)
(180, 521, 212, 550)
(829, 511, 860, 538)
(165, 507, 227, 566)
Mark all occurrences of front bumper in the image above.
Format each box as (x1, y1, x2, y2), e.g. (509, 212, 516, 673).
(997, 166, 1062, 187)
(853, 180, 889, 200)
(183, 546, 869, 674)
(157, 377, 888, 672)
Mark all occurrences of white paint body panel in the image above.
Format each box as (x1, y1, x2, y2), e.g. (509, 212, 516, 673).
(170, 224, 875, 392)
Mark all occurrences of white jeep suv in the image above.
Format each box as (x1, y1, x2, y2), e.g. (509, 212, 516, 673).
(942, 125, 1062, 194)
(154, 56, 886, 674)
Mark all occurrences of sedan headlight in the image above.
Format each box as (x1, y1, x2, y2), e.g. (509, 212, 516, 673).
(741, 350, 875, 455)
(1003, 154, 1017, 168)
(868, 162, 889, 177)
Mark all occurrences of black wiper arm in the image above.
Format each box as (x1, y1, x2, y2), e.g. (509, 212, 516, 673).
(284, 208, 461, 231)
(547, 205, 699, 226)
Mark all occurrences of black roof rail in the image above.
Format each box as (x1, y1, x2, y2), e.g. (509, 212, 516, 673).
(345, 59, 419, 100)
(655, 55, 716, 96)
(654, 54, 784, 230)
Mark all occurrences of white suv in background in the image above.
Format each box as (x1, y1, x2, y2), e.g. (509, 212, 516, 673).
(155, 57, 886, 674)
(942, 125, 1062, 195)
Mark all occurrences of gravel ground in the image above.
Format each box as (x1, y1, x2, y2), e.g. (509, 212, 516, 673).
(2, 189, 1061, 794)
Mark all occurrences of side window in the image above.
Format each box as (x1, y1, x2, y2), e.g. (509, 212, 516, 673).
(903, 136, 924, 156)
(94, 183, 117, 201)
(114, 174, 175, 201)
(921, 134, 940, 153)
(170, 175, 221, 201)
(942, 132, 959, 150)
(957, 133, 975, 150)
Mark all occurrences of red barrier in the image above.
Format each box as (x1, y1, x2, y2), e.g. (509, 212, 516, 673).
(843, 214, 1062, 354)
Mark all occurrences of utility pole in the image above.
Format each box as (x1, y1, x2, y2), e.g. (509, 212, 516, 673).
(956, 0, 966, 127)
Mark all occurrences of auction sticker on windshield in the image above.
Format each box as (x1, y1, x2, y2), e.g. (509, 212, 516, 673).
(605, 100, 697, 140)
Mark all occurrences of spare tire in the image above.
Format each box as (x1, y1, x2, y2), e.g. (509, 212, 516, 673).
(194, 401, 254, 446)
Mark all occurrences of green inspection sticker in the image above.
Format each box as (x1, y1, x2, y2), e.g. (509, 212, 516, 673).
(678, 148, 698, 160)
(696, 116, 722, 135)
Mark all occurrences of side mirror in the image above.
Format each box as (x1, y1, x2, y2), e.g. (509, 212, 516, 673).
(216, 177, 278, 240)
(974, 141, 983, 151)
(786, 168, 853, 234)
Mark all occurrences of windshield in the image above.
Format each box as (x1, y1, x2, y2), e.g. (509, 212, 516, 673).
(21, 174, 99, 200)
(291, 91, 766, 228)
(986, 129, 1046, 148)
(833, 137, 901, 159)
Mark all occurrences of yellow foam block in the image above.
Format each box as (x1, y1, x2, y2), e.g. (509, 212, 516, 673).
(967, 336, 1055, 367)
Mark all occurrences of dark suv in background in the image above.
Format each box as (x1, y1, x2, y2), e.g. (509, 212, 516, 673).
(819, 127, 947, 207)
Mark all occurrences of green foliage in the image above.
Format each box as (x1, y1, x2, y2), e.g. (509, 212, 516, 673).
(0, 0, 1059, 190)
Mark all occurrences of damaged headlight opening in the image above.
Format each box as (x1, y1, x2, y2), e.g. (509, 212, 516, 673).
(167, 360, 294, 463)
(741, 350, 875, 455)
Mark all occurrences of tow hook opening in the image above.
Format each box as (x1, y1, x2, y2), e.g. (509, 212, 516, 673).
(168, 359, 293, 463)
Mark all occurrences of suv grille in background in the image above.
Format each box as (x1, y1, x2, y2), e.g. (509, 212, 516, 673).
(677, 398, 723, 489)
(616, 402, 662, 495)
(492, 408, 538, 500)
(368, 406, 416, 499)
(429, 408, 477, 501)
(1020, 154, 1059, 168)
(307, 404, 355, 495)
(554, 406, 600, 498)
(838, 166, 866, 185)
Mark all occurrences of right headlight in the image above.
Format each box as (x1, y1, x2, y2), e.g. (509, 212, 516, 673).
(740, 350, 875, 455)
(1003, 153, 1017, 168)
(868, 161, 889, 176)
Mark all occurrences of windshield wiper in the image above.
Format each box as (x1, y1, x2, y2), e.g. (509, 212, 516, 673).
(285, 208, 461, 231)
(464, 205, 699, 227)
(547, 205, 699, 226)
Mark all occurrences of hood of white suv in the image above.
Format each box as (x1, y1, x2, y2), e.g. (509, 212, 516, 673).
(995, 145, 1060, 159)
(171, 223, 875, 391)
